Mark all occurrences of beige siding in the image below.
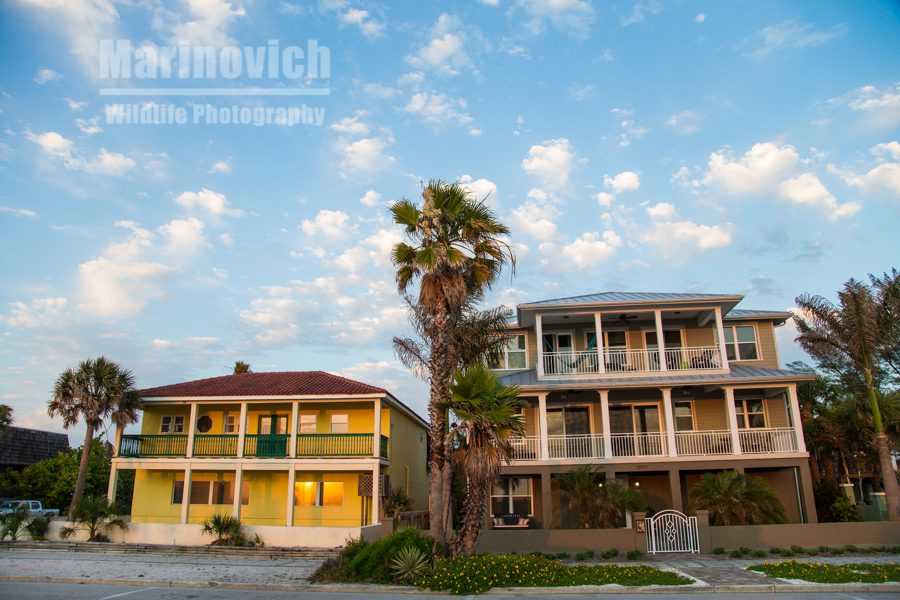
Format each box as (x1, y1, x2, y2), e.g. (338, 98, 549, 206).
(729, 320, 780, 369)
(765, 397, 789, 428)
(684, 327, 716, 347)
(693, 398, 728, 430)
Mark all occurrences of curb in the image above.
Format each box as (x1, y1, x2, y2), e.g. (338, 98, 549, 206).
(3, 576, 900, 594)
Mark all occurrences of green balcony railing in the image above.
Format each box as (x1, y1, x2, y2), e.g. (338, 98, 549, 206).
(295, 433, 390, 459)
(119, 434, 187, 457)
(193, 434, 239, 457)
(243, 434, 289, 457)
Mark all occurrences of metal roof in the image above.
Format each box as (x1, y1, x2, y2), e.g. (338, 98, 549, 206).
(520, 291, 742, 307)
(496, 364, 814, 390)
(725, 308, 792, 319)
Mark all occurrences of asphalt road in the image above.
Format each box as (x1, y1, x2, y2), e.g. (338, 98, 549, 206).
(2, 583, 900, 600)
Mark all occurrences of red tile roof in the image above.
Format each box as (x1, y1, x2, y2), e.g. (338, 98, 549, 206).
(139, 371, 387, 398)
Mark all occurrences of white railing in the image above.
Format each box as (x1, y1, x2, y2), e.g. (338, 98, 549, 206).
(548, 434, 604, 459)
(675, 430, 733, 455)
(508, 436, 541, 461)
(541, 346, 723, 376)
(610, 432, 667, 457)
(739, 427, 797, 453)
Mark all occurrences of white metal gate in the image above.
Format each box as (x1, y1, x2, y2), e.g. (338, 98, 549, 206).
(646, 510, 699, 554)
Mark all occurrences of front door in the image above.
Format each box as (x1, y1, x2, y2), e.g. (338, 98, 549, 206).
(257, 415, 288, 456)
(609, 404, 663, 456)
(547, 406, 592, 457)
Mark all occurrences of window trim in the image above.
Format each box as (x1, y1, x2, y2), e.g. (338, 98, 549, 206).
(673, 399, 695, 432)
(734, 398, 768, 429)
(172, 479, 248, 505)
(720, 323, 763, 362)
(490, 477, 533, 517)
(258, 414, 288, 435)
(491, 333, 529, 370)
(224, 414, 237, 434)
(298, 413, 317, 433)
(293, 481, 345, 507)
(330, 413, 349, 434)
(160, 415, 185, 434)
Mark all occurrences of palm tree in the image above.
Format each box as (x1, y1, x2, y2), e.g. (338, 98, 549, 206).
(391, 180, 515, 546)
(233, 361, 252, 374)
(0, 404, 12, 438)
(557, 466, 646, 529)
(48, 357, 141, 514)
(445, 366, 524, 555)
(59, 495, 127, 542)
(795, 272, 900, 521)
(689, 470, 787, 525)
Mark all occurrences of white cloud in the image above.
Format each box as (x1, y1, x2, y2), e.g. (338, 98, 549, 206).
(332, 228, 402, 273)
(509, 190, 558, 241)
(873, 141, 900, 161)
(405, 14, 472, 77)
(330, 113, 370, 135)
(621, 2, 661, 27)
(338, 137, 396, 179)
(695, 13, 706, 23)
(521, 138, 575, 189)
(568, 83, 597, 101)
(33, 68, 59, 84)
(778, 173, 861, 220)
(64, 98, 87, 111)
(78, 252, 173, 319)
(301, 209, 351, 239)
(603, 171, 640, 193)
(19, 0, 119, 71)
(0, 297, 67, 328)
(363, 83, 399, 99)
(158, 217, 208, 257)
(360, 189, 382, 207)
(666, 109, 705, 134)
(747, 20, 847, 59)
(26, 130, 135, 175)
(239, 296, 303, 345)
(404, 91, 474, 130)
(339, 8, 384, 39)
(641, 219, 735, 258)
(514, 0, 595, 38)
(559, 231, 622, 268)
(175, 188, 244, 217)
(210, 160, 231, 173)
(0, 206, 39, 218)
(75, 116, 102, 135)
(151, 338, 175, 350)
(164, 0, 247, 46)
(27, 130, 73, 158)
(831, 160, 900, 198)
(86, 148, 135, 175)
(611, 107, 649, 147)
(699, 141, 799, 195)
(458, 175, 498, 208)
(595, 192, 615, 207)
(831, 83, 900, 128)
(219, 233, 234, 245)
(646, 202, 676, 220)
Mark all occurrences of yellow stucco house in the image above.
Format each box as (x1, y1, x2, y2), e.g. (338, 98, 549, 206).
(108, 371, 427, 546)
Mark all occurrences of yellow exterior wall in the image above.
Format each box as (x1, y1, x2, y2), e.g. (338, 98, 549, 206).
(131, 470, 182, 523)
(387, 408, 428, 512)
(292, 472, 362, 526)
(141, 406, 190, 434)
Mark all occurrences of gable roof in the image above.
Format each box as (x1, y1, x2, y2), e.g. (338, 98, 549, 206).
(519, 291, 742, 308)
(139, 371, 387, 398)
(0, 427, 70, 468)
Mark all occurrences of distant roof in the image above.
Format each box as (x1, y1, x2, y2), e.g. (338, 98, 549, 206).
(496, 364, 814, 390)
(725, 309, 792, 320)
(0, 427, 70, 468)
(520, 291, 742, 308)
(140, 371, 387, 398)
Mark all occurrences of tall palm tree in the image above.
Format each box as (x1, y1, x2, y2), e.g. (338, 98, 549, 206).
(391, 180, 515, 546)
(48, 357, 142, 513)
(689, 470, 787, 525)
(233, 361, 252, 374)
(795, 272, 900, 521)
(445, 366, 524, 556)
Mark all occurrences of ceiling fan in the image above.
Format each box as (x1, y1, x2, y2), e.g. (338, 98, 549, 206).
(615, 313, 639, 325)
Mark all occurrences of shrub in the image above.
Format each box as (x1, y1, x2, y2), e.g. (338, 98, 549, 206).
(790, 545, 803, 553)
(25, 516, 50, 540)
(383, 487, 413, 520)
(555, 552, 571, 560)
(601, 548, 619, 559)
(59, 496, 126, 542)
(626, 550, 643, 560)
(389, 546, 431, 584)
(749, 561, 900, 583)
(712, 547, 726, 555)
(751, 550, 767, 558)
(199, 514, 243, 546)
(729, 549, 744, 558)
(0, 507, 29, 540)
(312, 527, 434, 584)
(421, 553, 690, 595)
(842, 544, 859, 553)
(689, 471, 787, 525)
(574, 552, 589, 561)
(830, 495, 862, 522)
(770, 547, 785, 555)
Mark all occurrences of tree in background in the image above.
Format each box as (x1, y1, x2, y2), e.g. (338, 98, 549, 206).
(689, 470, 787, 525)
(233, 361, 252, 373)
(794, 270, 900, 521)
(391, 180, 515, 548)
(445, 366, 524, 555)
(557, 466, 646, 529)
(0, 404, 12, 437)
(48, 357, 142, 513)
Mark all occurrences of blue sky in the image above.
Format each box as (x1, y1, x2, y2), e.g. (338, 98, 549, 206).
(1, 1, 898, 442)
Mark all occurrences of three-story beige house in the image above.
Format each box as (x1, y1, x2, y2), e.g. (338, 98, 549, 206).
(488, 291, 817, 527)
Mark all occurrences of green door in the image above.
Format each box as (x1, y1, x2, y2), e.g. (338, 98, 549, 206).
(257, 415, 288, 456)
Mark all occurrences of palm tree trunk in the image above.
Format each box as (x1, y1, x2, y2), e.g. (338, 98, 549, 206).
(70, 424, 94, 514)
(427, 313, 452, 547)
(454, 478, 488, 556)
(863, 368, 900, 520)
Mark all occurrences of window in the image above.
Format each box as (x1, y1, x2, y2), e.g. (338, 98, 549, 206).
(224, 414, 236, 434)
(160, 415, 185, 433)
(489, 334, 527, 370)
(294, 481, 344, 506)
(674, 401, 694, 431)
(189, 481, 210, 504)
(298, 414, 317, 433)
(735, 398, 766, 429)
(259, 415, 287, 435)
(490, 478, 532, 516)
(172, 480, 184, 503)
(330, 414, 349, 433)
(722, 325, 759, 361)
(172, 480, 248, 505)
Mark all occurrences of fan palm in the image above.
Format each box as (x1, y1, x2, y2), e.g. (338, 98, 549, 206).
(689, 470, 787, 525)
(391, 180, 515, 546)
(794, 272, 900, 521)
(0, 404, 11, 438)
(557, 466, 646, 529)
(59, 495, 128, 542)
(48, 357, 142, 514)
(445, 366, 524, 555)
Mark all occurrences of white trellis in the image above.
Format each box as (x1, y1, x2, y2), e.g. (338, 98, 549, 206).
(646, 510, 699, 554)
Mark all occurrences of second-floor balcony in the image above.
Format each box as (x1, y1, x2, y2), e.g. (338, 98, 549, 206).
(118, 433, 390, 460)
(541, 345, 722, 376)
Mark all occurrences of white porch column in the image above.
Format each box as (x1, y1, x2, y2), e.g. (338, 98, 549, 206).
(654, 310, 667, 372)
(599, 390, 612, 459)
(594, 312, 605, 374)
(237, 402, 248, 458)
(371, 464, 380, 525)
(372, 397, 382, 458)
(661, 388, 676, 456)
(537, 392, 550, 460)
(180, 466, 192, 524)
(786, 384, 807, 453)
(714, 307, 730, 370)
(106, 464, 118, 503)
(286, 465, 296, 527)
(186, 403, 198, 458)
(724, 387, 742, 455)
(233, 466, 244, 521)
(535, 313, 545, 378)
(112, 423, 123, 458)
(290, 401, 299, 458)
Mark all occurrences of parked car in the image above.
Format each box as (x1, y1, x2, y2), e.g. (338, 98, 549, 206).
(0, 500, 58, 517)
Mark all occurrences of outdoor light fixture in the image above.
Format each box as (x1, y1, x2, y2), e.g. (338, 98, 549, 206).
(634, 481, 640, 487)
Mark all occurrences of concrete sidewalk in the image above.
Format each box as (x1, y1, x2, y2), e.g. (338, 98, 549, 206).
(0, 548, 897, 594)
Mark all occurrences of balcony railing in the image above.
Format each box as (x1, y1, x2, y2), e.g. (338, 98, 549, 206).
(509, 436, 541, 461)
(118, 433, 390, 459)
(541, 346, 722, 376)
(119, 434, 187, 457)
(610, 432, 667, 457)
(548, 434, 604, 459)
(738, 427, 797, 453)
(674, 430, 733, 455)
